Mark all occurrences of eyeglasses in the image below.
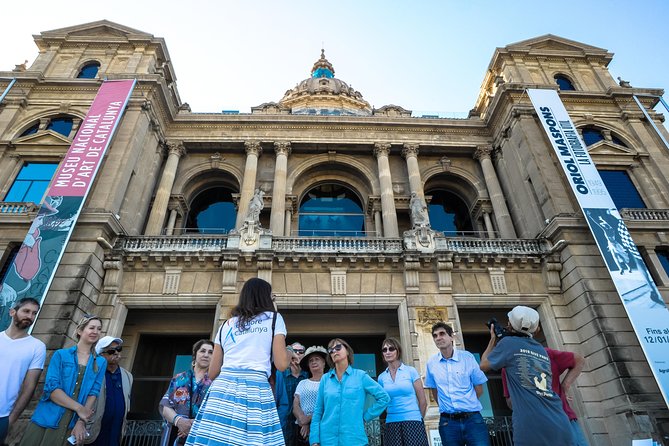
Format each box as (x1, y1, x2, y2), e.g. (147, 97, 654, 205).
(293, 349, 305, 354)
(382, 346, 397, 353)
(328, 344, 344, 354)
(103, 346, 123, 355)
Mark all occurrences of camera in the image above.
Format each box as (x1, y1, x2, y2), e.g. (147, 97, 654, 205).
(485, 317, 510, 339)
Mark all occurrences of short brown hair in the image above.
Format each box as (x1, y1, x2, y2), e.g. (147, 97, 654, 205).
(431, 321, 453, 337)
(192, 339, 214, 361)
(381, 337, 402, 363)
(326, 338, 354, 368)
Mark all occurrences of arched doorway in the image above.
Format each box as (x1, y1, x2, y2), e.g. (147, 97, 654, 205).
(298, 183, 365, 236)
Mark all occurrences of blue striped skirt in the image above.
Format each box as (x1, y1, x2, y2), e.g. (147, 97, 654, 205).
(184, 368, 285, 446)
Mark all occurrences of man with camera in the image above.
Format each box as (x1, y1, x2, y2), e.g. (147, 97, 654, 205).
(480, 306, 575, 446)
(424, 322, 490, 446)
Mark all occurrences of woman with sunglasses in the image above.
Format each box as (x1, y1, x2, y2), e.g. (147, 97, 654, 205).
(310, 338, 389, 446)
(21, 315, 106, 446)
(184, 278, 290, 446)
(378, 337, 429, 446)
(159, 339, 214, 446)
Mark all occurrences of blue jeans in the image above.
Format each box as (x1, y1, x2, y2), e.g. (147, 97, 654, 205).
(438, 412, 490, 446)
(0, 416, 8, 444)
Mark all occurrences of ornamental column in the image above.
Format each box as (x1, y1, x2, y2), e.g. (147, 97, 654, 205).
(270, 142, 291, 235)
(474, 145, 516, 238)
(374, 143, 399, 237)
(235, 141, 262, 228)
(402, 143, 425, 199)
(145, 141, 185, 235)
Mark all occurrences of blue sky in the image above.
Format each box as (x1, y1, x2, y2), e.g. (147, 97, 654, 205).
(2, 1, 668, 114)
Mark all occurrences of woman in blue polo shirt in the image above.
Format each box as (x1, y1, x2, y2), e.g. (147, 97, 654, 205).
(377, 337, 429, 446)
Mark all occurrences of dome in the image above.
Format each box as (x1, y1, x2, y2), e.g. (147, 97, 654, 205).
(278, 50, 372, 116)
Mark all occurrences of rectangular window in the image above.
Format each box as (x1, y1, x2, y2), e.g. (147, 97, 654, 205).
(4, 162, 58, 204)
(598, 170, 646, 209)
(656, 249, 669, 278)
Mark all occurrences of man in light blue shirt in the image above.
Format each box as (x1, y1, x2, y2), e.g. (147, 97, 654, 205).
(425, 322, 490, 446)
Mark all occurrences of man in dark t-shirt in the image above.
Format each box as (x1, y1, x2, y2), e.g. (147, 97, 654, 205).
(480, 306, 574, 446)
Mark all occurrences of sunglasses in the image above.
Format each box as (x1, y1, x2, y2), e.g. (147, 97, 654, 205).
(382, 346, 397, 353)
(103, 346, 123, 355)
(293, 349, 305, 354)
(328, 344, 344, 354)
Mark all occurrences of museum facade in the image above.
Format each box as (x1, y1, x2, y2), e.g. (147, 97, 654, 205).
(1, 20, 668, 445)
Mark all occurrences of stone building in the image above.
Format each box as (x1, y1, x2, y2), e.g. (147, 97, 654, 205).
(1, 20, 668, 445)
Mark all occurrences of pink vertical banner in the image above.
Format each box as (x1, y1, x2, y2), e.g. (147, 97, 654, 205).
(0, 79, 135, 330)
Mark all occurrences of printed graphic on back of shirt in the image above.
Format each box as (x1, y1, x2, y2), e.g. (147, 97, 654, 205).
(513, 350, 556, 398)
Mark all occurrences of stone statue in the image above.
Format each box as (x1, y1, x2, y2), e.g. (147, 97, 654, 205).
(410, 192, 430, 227)
(246, 188, 265, 222)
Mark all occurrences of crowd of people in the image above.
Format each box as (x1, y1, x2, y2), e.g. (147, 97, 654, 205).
(0, 280, 589, 446)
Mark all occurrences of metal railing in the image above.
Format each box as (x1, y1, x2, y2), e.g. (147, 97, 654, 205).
(122, 420, 163, 446)
(0, 201, 39, 214)
(620, 208, 669, 221)
(119, 235, 228, 252)
(273, 237, 404, 254)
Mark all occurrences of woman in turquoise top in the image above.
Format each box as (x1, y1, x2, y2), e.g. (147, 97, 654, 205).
(377, 337, 429, 446)
(309, 338, 389, 446)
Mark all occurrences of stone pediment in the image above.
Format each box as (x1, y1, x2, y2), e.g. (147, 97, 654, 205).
(13, 130, 71, 146)
(39, 20, 152, 41)
(506, 34, 609, 56)
(373, 104, 412, 117)
(587, 140, 636, 157)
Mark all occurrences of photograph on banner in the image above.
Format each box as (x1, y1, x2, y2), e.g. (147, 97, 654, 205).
(0, 195, 82, 329)
(584, 207, 663, 309)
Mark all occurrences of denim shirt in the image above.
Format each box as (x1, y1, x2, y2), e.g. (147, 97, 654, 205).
(31, 345, 107, 429)
(310, 366, 389, 446)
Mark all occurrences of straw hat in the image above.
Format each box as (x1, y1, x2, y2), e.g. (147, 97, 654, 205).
(299, 345, 328, 372)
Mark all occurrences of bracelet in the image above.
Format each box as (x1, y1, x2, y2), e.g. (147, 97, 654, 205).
(172, 414, 181, 425)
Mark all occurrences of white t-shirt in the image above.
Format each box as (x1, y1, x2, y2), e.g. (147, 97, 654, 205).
(294, 378, 321, 419)
(0, 331, 46, 416)
(215, 311, 287, 377)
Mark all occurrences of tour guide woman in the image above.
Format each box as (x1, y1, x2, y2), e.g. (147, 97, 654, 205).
(159, 339, 214, 445)
(185, 278, 290, 446)
(309, 338, 390, 446)
(21, 315, 106, 446)
(378, 337, 429, 446)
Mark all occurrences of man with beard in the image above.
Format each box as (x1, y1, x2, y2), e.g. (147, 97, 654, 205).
(0, 297, 46, 443)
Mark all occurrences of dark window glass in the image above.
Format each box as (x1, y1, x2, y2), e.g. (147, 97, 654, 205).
(4, 163, 59, 203)
(19, 122, 40, 137)
(554, 75, 575, 91)
(77, 62, 100, 79)
(0, 245, 20, 283)
(299, 184, 365, 236)
(657, 249, 669, 277)
(582, 128, 604, 146)
(598, 170, 646, 209)
(186, 187, 237, 234)
(46, 117, 73, 137)
(427, 190, 474, 236)
(611, 134, 627, 147)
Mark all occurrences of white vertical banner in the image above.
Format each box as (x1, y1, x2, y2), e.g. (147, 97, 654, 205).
(528, 88, 669, 408)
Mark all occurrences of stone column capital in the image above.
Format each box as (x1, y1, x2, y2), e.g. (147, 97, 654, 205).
(402, 143, 419, 159)
(244, 140, 263, 156)
(473, 145, 493, 161)
(165, 141, 186, 158)
(274, 141, 292, 156)
(373, 142, 392, 158)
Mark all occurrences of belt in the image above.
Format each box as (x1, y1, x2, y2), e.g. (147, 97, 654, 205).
(440, 411, 477, 420)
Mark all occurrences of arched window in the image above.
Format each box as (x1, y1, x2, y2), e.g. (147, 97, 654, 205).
(299, 184, 365, 236)
(19, 122, 40, 137)
(77, 62, 100, 79)
(46, 117, 74, 137)
(427, 190, 474, 236)
(582, 128, 605, 146)
(554, 74, 575, 91)
(186, 187, 237, 234)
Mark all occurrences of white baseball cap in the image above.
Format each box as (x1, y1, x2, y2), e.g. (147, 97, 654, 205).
(508, 306, 540, 334)
(96, 335, 123, 354)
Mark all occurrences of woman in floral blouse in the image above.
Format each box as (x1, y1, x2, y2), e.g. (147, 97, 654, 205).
(159, 340, 213, 446)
